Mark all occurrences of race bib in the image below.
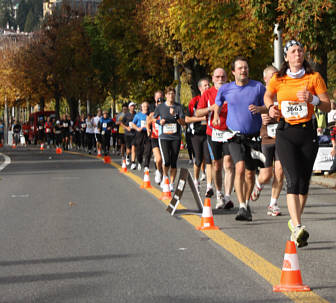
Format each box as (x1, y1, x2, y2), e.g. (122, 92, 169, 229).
(113, 128, 118, 132)
(211, 128, 225, 142)
(102, 123, 107, 128)
(281, 101, 308, 121)
(212, 129, 235, 142)
(141, 120, 146, 128)
(63, 123, 68, 127)
(267, 123, 278, 138)
(39, 126, 43, 130)
(163, 123, 177, 134)
(82, 123, 86, 128)
(46, 128, 51, 133)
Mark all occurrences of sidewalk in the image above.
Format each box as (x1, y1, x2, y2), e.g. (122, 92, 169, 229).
(311, 174, 336, 189)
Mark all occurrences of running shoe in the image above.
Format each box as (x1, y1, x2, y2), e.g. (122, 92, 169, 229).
(126, 157, 130, 166)
(205, 187, 214, 198)
(246, 204, 252, 221)
(138, 163, 142, 171)
(188, 159, 193, 165)
(200, 172, 206, 181)
(130, 163, 136, 170)
(215, 193, 225, 209)
(155, 170, 162, 184)
(267, 205, 281, 216)
(291, 225, 309, 248)
(224, 200, 234, 210)
(251, 180, 263, 201)
(235, 207, 252, 221)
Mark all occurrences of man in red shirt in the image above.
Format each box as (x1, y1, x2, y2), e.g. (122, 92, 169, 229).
(186, 78, 212, 196)
(196, 68, 234, 209)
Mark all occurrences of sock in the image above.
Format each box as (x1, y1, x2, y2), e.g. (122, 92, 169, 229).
(239, 202, 247, 209)
(216, 190, 222, 199)
(269, 197, 277, 207)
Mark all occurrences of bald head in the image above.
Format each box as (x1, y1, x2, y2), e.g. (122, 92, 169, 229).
(263, 66, 277, 86)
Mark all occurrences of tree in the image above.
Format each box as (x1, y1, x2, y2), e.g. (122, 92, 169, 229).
(240, 0, 336, 83)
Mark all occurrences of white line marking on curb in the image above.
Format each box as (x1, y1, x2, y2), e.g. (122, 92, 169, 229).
(0, 153, 11, 172)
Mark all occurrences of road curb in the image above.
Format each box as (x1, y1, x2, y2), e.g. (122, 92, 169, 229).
(311, 176, 336, 189)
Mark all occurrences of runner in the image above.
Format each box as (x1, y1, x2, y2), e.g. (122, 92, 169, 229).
(154, 86, 185, 191)
(147, 91, 164, 184)
(214, 56, 267, 221)
(54, 119, 63, 149)
(12, 120, 21, 146)
(116, 104, 128, 159)
(61, 114, 71, 151)
(44, 116, 53, 148)
(265, 40, 330, 247)
(98, 110, 114, 156)
(121, 102, 137, 169)
(250, 66, 284, 217)
(0, 120, 4, 146)
(79, 113, 87, 151)
(85, 114, 95, 154)
(37, 117, 45, 147)
(93, 109, 102, 155)
(111, 113, 118, 154)
(185, 78, 213, 196)
(196, 68, 234, 209)
(132, 102, 151, 171)
(22, 121, 30, 146)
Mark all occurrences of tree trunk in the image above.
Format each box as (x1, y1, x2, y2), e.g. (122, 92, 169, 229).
(39, 96, 45, 113)
(54, 93, 61, 120)
(312, 50, 328, 86)
(68, 97, 79, 121)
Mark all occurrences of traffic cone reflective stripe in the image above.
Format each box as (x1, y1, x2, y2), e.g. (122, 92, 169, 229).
(120, 158, 127, 173)
(140, 170, 152, 189)
(273, 241, 310, 292)
(97, 149, 102, 157)
(104, 155, 111, 164)
(197, 198, 219, 230)
(160, 177, 172, 200)
(12, 144, 16, 149)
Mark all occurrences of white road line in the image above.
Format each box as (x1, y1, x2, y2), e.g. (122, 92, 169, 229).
(0, 153, 11, 172)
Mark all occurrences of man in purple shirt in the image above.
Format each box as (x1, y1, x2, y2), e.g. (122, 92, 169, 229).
(213, 56, 267, 221)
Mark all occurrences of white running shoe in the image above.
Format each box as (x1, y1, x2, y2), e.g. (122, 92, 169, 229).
(200, 172, 206, 181)
(216, 193, 225, 209)
(155, 170, 162, 184)
(126, 157, 130, 166)
(138, 163, 142, 171)
(130, 163, 136, 170)
(267, 205, 281, 216)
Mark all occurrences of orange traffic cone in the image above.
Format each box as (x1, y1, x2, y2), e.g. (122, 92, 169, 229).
(140, 169, 152, 189)
(273, 241, 310, 292)
(104, 155, 111, 164)
(97, 149, 102, 157)
(40, 143, 44, 151)
(180, 140, 184, 150)
(12, 143, 16, 149)
(160, 177, 172, 200)
(120, 158, 128, 173)
(197, 198, 219, 230)
(0, 143, 3, 148)
(56, 147, 63, 154)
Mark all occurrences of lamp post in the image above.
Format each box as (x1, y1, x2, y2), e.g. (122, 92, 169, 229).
(273, 24, 283, 70)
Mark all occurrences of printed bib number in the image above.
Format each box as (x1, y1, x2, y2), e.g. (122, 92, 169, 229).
(102, 131, 105, 135)
(212, 129, 235, 142)
(82, 123, 86, 128)
(63, 123, 68, 127)
(102, 123, 107, 128)
(267, 123, 278, 138)
(46, 128, 51, 133)
(163, 123, 177, 134)
(281, 101, 308, 121)
(141, 120, 146, 128)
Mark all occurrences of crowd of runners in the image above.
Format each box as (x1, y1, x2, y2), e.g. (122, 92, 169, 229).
(1, 40, 334, 249)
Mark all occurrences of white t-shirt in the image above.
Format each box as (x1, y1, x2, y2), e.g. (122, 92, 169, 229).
(328, 109, 336, 124)
(93, 116, 101, 134)
(86, 118, 94, 134)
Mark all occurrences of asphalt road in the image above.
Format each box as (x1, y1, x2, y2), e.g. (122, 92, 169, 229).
(0, 146, 335, 303)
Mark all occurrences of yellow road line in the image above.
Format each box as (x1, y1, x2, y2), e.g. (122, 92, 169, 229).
(67, 151, 330, 303)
